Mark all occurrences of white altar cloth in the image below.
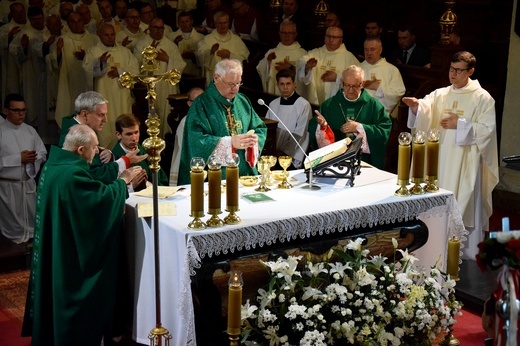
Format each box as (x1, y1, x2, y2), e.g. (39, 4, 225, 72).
(126, 168, 465, 345)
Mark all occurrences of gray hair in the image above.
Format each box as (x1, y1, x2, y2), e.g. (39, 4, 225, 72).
(214, 59, 243, 78)
(74, 91, 108, 114)
(213, 11, 229, 23)
(63, 124, 96, 151)
(279, 20, 297, 32)
(342, 65, 365, 82)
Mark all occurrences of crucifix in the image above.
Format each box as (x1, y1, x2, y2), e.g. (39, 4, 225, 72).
(119, 45, 181, 346)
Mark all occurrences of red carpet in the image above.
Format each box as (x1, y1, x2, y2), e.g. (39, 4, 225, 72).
(453, 309, 488, 344)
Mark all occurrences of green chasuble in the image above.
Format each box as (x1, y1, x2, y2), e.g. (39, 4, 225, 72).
(308, 89, 392, 169)
(112, 141, 169, 186)
(59, 114, 118, 184)
(178, 82, 267, 185)
(22, 146, 128, 345)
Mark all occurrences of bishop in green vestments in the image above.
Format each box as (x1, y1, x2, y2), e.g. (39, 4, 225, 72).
(178, 59, 267, 185)
(23, 125, 141, 345)
(309, 65, 392, 169)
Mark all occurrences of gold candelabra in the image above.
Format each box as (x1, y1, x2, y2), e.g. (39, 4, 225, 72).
(119, 45, 181, 345)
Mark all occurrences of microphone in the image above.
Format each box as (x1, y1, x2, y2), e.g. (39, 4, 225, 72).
(258, 98, 320, 190)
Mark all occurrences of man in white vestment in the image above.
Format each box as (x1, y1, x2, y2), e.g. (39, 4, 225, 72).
(74, 0, 101, 22)
(96, 0, 122, 33)
(133, 18, 186, 135)
(359, 36, 405, 116)
(75, 4, 98, 34)
(55, 13, 98, 127)
(0, 93, 47, 244)
(138, 3, 174, 37)
(9, 7, 47, 137)
(116, 8, 145, 53)
(297, 26, 358, 105)
(256, 21, 306, 96)
(197, 11, 249, 86)
(83, 23, 139, 148)
(403, 51, 499, 259)
(266, 68, 311, 168)
(169, 87, 203, 186)
(0, 2, 27, 104)
(170, 11, 204, 77)
(114, 0, 128, 25)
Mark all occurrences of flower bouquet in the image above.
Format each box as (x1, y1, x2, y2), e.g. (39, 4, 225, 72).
(476, 230, 520, 346)
(241, 238, 460, 346)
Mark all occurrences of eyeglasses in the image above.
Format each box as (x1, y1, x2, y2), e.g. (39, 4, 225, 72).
(279, 31, 296, 35)
(217, 76, 243, 89)
(342, 82, 362, 90)
(8, 108, 28, 114)
(325, 34, 343, 40)
(150, 26, 165, 30)
(449, 67, 470, 74)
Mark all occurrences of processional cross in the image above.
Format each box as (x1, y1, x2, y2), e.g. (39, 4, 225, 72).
(119, 45, 181, 346)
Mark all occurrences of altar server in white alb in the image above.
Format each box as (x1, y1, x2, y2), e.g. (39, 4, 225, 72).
(359, 36, 405, 116)
(133, 18, 186, 135)
(83, 23, 139, 148)
(0, 94, 47, 244)
(403, 51, 499, 259)
(256, 20, 307, 96)
(297, 26, 358, 105)
(266, 68, 312, 168)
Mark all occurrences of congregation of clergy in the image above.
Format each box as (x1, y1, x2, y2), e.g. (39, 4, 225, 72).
(0, 0, 499, 344)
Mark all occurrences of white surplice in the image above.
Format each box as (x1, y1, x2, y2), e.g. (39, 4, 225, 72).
(0, 20, 26, 105)
(169, 28, 204, 77)
(408, 78, 499, 258)
(0, 120, 47, 244)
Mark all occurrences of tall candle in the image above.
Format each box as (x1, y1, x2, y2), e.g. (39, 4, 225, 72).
(227, 272, 243, 334)
(208, 167, 222, 210)
(411, 141, 425, 179)
(447, 236, 460, 280)
(226, 166, 239, 207)
(397, 143, 411, 181)
(190, 170, 204, 214)
(426, 140, 439, 177)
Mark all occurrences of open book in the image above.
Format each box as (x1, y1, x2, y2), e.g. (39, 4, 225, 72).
(304, 138, 352, 169)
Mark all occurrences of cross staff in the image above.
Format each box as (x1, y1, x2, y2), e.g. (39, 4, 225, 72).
(119, 45, 181, 346)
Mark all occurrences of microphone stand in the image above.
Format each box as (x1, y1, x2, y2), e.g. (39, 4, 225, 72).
(258, 99, 320, 191)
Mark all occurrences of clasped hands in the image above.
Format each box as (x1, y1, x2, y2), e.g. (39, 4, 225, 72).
(232, 133, 257, 149)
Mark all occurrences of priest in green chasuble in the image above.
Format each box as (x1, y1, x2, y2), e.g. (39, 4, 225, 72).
(22, 124, 142, 345)
(178, 59, 267, 185)
(309, 65, 392, 169)
(403, 51, 499, 259)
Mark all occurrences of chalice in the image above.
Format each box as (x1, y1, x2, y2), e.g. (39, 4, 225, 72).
(278, 156, 293, 189)
(255, 157, 271, 192)
(261, 155, 277, 185)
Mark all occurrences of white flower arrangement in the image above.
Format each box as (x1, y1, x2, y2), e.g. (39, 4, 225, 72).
(241, 238, 460, 346)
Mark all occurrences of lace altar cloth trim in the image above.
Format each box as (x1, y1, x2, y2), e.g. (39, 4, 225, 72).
(187, 194, 458, 275)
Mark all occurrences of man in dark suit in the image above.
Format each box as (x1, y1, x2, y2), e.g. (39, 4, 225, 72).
(389, 25, 431, 67)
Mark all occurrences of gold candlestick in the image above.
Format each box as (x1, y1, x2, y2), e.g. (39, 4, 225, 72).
(409, 130, 426, 195)
(395, 132, 412, 197)
(425, 129, 440, 192)
(206, 155, 224, 228)
(225, 153, 241, 225)
(188, 157, 206, 230)
(227, 271, 243, 346)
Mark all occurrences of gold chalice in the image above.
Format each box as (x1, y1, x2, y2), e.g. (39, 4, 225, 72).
(278, 156, 293, 189)
(255, 157, 271, 192)
(261, 155, 277, 185)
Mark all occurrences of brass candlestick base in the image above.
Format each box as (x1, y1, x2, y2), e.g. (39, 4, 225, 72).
(425, 175, 439, 193)
(409, 178, 425, 195)
(149, 325, 172, 346)
(224, 205, 241, 225)
(188, 211, 206, 230)
(395, 179, 411, 197)
(206, 208, 224, 228)
(228, 332, 239, 346)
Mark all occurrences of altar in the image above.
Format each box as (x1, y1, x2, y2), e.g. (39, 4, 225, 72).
(126, 168, 464, 345)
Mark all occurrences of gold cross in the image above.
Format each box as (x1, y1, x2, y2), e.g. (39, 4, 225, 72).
(224, 106, 242, 136)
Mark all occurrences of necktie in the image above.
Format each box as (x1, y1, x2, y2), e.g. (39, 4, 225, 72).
(402, 50, 408, 64)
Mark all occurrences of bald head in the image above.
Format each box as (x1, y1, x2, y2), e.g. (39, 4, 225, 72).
(46, 14, 62, 35)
